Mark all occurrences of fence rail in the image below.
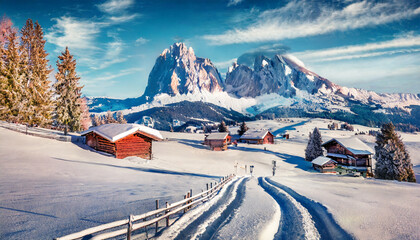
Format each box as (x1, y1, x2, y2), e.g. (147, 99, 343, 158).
(55, 174, 235, 240)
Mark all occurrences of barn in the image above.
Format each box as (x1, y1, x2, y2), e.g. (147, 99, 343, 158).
(239, 130, 274, 144)
(81, 123, 163, 159)
(322, 137, 374, 175)
(204, 132, 231, 151)
(311, 156, 337, 173)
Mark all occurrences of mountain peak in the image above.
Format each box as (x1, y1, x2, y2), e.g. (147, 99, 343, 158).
(143, 43, 223, 99)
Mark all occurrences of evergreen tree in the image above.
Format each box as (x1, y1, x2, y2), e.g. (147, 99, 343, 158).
(20, 20, 53, 126)
(105, 110, 117, 124)
(79, 97, 91, 130)
(1, 30, 28, 122)
(238, 121, 248, 136)
(116, 111, 127, 124)
(92, 114, 101, 127)
(53, 47, 83, 134)
(305, 128, 323, 161)
(218, 120, 228, 132)
(375, 123, 416, 182)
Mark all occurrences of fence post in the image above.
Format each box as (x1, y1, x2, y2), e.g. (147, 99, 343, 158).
(183, 195, 187, 213)
(165, 202, 169, 227)
(155, 200, 159, 234)
(127, 214, 133, 240)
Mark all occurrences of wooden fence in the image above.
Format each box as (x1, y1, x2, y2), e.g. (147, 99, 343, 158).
(55, 174, 235, 240)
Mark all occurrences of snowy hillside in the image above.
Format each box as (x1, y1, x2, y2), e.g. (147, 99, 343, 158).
(1, 118, 420, 239)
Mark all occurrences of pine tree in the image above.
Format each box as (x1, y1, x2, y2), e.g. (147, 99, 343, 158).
(1, 30, 28, 122)
(218, 120, 228, 132)
(105, 110, 117, 124)
(79, 97, 91, 130)
(20, 20, 53, 126)
(375, 123, 416, 182)
(116, 111, 127, 124)
(238, 121, 248, 136)
(92, 114, 101, 127)
(53, 47, 83, 134)
(305, 132, 313, 161)
(305, 128, 323, 161)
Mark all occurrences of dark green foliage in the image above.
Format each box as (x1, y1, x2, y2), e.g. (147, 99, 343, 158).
(305, 127, 323, 161)
(124, 101, 253, 131)
(238, 121, 248, 135)
(218, 120, 228, 132)
(375, 123, 416, 182)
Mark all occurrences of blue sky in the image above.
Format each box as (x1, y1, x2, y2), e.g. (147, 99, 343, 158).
(2, 0, 420, 98)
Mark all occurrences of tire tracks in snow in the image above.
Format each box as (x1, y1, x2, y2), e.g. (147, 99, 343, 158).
(261, 177, 354, 240)
(165, 177, 248, 240)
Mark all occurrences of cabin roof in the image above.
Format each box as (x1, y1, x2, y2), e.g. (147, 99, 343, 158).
(312, 156, 337, 166)
(81, 123, 163, 142)
(322, 137, 373, 155)
(239, 130, 271, 140)
(205, 132, 229, 140)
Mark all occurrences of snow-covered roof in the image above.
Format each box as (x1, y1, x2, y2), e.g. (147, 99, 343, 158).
(81, 123, 163, 142)
(323, 137, 373, 155)
(311, 156, 337, 166)
(326, 152, 355, 160)
(205, 132, 229, 140)
(239, 130, 270, 140)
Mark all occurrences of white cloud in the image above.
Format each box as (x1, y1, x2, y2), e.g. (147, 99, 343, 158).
(135, 37, 149, 45)
(45, 16, 100, 51)
(97, 0, 135, 14)
(294, 35, 420, 62)
(109, 13, 140, 23)
(227, 0, 244, 7)
(85, 67, 143, 83)
(204, 0, 420, 45)
(213, 58, 237, 69)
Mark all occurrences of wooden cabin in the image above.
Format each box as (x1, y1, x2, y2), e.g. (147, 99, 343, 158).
(322, 137, 373, 174)
(81, 124, 163, 159)
(239, 130, 274, 144)
(311, 156, 337, 173)
(204, 132, 231, 151)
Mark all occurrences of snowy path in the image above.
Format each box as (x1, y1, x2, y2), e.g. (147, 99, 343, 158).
(159, 177, 247, 239)
(260, 177, 353, 240)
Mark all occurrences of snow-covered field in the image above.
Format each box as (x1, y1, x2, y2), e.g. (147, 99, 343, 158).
(1, 118, 420, 239)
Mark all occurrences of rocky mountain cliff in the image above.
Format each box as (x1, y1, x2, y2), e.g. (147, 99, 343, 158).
(142, 43, 223, 99)
(225, 54, 337, 98)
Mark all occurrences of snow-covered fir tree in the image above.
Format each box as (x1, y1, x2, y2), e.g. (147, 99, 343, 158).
(79, 97, 91, 131)
(105, 110, 117, 124)
(53, 47, 83, 134)
(218, 120, 228, 132)
(1, 30, 28, 122)
(238, 121, 248, 136)
(116, 111, 127, 124)
(305, 127, 323, 161)
(375, 123, 416, 182)
(20, 19, 53, 126)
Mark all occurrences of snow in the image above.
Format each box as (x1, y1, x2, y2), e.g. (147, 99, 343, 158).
(81, 123, 163, 142)
(323, 137, 374, 155)
(205, 132, 229, 140)
(283, 54, 306, 68)
(285, 65, 292, 75)
(262, 59, 268, 68)
(311, 156, 335, 166)
(239, 130, 269, 140)
(1, 118, 420, 239)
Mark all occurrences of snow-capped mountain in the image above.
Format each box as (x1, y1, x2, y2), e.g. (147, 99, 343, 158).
(225, 54, 337, 98)
(88, 43, 420, 131)
(143, 42, 223, 98)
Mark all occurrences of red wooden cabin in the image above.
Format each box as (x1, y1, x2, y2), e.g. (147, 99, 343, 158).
(322, 137, 373, 175)
(204, 132, 231, 151)
(82, 124, 163, 159)
(239, 130, 274, 144)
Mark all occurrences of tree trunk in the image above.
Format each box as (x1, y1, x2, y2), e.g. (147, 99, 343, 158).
(64, 125, 68, 135)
